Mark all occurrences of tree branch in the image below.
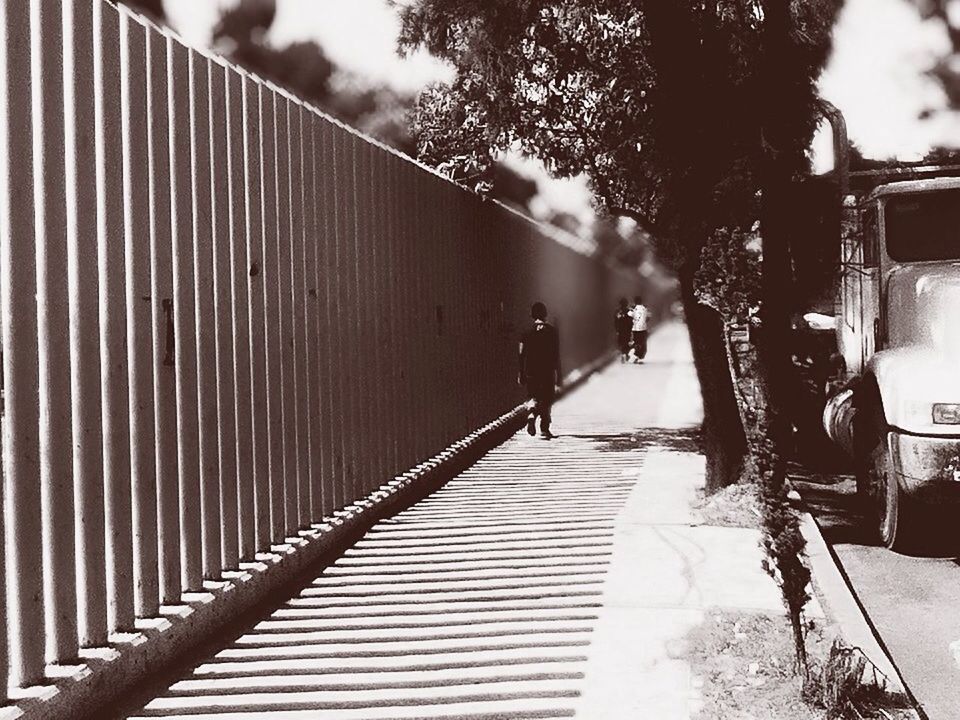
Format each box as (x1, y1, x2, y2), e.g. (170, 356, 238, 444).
(605, 205, 659, 235)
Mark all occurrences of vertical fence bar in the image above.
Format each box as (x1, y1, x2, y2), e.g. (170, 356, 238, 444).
(167, 34, 202, 592)
(64, 0, 107, 649)
(274, 95, 297, 536)
(386, 155, 403, 473)
(244, 79, 270, 553)
(395, 155, 413, 473)
(344, 132, 361, 502)
(358, 142, 377, 494)
(412, 171, 429, 463)
(290, 104, 311, 529)
(369, 149, 388, 485)
(315, 119, 338, 517)
(1, 0, 42, 688)
(190, 51, 221, 580)
(384, 153, 400, 477)
(327, 125, 347, 511)
(211, 61, 239, 571)
(95, 0, 136, 634)
(303, 113, 323, 522)
(146, 24, 180, 606)
(350, 137, 367, 495)
(260, 89, 284, 544)
(228, 70, 254, 560)
(33, 0, 79, 664)
(121, 9, 159, 620)
(336, 129, 354, 504)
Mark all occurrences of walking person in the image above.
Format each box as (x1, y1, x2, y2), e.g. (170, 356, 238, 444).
(518, 302, 562, 440)
(630, 295, 650, 363)
(614, 298, 632, 363)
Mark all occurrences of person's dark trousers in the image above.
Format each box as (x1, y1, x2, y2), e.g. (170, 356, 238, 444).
(527, 378, 555, 434)
(632, 330, 648, 360)
(617, 331, 631, 359)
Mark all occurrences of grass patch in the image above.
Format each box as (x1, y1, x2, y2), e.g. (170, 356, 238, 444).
(689, 610, 918, 720)
(696, 482, 762, 528)
(689, 610, 829, 720)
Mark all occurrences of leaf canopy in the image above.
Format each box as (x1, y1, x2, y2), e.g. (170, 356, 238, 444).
(400, 0, 839, 265)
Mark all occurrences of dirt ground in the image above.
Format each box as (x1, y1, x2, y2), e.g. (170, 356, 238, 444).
(688, 610, 831, 720)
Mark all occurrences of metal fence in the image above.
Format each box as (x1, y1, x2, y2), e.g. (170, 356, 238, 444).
(0, 0, 640, 700)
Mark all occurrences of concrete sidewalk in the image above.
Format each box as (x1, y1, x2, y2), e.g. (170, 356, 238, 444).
(124, 323, 798, 719)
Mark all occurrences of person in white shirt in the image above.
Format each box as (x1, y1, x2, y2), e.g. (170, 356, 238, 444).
(630, 295, 649, 362)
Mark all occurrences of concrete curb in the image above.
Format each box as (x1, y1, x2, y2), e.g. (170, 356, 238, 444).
(0, 352, 616, 720)
(790, 488, 921, 716)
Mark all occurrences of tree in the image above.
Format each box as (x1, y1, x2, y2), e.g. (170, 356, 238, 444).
(213, 0, 417, 154)
(400, 0, 839, 491)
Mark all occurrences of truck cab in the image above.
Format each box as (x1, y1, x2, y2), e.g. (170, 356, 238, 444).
(825, 177, 960, 550)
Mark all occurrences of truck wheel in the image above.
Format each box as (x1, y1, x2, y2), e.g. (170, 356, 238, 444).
(872, 439, 914, 552)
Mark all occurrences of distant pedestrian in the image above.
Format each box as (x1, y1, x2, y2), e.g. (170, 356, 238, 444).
(518, 302, 562, 440)
(630, 295, 649, 362)
(614, 298, 632, 363)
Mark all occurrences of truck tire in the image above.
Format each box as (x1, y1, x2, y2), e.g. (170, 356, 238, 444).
(872, 438, 915, 552)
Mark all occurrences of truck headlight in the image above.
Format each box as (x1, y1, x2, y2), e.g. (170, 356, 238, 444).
(933, 403, 960, 425)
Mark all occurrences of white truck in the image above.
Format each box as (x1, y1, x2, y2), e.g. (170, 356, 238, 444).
(820, 128, 960, 551)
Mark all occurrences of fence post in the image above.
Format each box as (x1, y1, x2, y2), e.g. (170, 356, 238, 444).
(227, 69, 254, 561)
(95, 0, 136, 634)
(120, 8, 160, 620)
(324, 123, 346, 512)
(33, 0, 80, 664)
(167, 34, 202, 593)
(64, 0, 108, 649)
(259, 89, 285, 545)
(314, 118, 338, 518)
(303, 112, 324, 523)
(243, 78, 271, 554)
(1, 0, 42, 690)
(210, 60, 239, 571)
(290, 103, 312, 530)
(274, 95, 298, 537)
(189, 50, 221, 581)
(146, 23, 180, 607)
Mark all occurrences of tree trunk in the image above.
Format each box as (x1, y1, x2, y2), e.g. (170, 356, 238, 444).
(758, 0, 804, 456)
(679, 266, 746, 492)
(758, 177, 796, 453)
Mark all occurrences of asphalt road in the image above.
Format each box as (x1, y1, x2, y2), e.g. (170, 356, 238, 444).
(794, 472, 960, 720)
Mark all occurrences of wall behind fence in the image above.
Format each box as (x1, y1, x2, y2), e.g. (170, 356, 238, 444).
(0, 0, 641, 700)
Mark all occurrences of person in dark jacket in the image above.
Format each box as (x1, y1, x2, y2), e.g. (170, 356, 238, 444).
(518, 301, 561, 439)
(614, 298, 632, 362)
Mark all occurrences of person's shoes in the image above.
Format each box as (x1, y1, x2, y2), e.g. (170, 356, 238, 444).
(526, 417, 536, 436)
(541, 429, 555, 440)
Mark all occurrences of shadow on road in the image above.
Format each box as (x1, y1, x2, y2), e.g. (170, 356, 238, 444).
(792, 465, 960, 559)
(560, 428, 701, 455)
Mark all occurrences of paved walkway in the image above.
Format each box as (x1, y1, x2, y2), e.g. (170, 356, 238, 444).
(123, 323, 788, 719)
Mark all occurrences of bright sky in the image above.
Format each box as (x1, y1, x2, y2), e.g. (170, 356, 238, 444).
(163, 0, 452, 93)
(163, 0, 960, 218)
(817, 0, 960, 161)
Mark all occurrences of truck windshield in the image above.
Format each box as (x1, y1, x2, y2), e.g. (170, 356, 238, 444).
(885, 190, 960, 262)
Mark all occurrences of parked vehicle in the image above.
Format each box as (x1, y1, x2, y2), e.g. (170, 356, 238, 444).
(819, 125, 960, 550)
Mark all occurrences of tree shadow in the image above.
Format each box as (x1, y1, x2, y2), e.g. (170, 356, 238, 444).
(790, 472, 876, 547)
(562, 428, 702, 455)
(791, 464, 960, 557)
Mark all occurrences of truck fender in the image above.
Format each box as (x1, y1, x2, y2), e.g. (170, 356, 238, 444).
(866, 348, 960, 435)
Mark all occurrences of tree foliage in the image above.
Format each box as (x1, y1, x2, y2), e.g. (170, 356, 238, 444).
(214, 0, 417, 154)
(401, 0, 838, 260)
